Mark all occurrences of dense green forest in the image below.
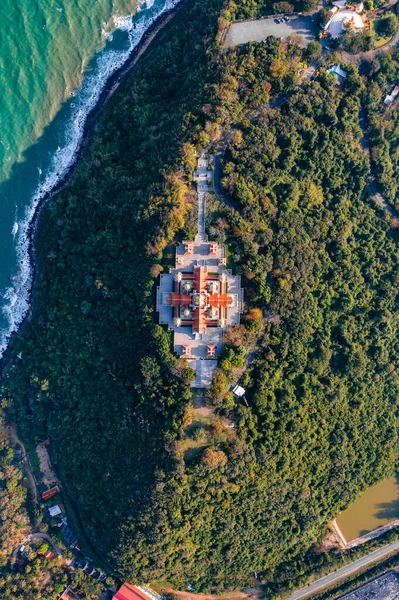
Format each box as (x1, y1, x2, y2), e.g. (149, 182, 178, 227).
(3, 0, 399, 595)
(365, 52, 399, 209)
(220, 0, 317, 22)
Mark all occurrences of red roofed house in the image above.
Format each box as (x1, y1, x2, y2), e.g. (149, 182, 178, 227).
(113, 584, 161, 600)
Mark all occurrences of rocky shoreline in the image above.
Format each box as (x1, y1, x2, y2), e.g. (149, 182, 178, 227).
(0, 0, 185, 372)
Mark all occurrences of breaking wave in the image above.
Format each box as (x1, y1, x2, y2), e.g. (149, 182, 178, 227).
(0, 0, 181, 358)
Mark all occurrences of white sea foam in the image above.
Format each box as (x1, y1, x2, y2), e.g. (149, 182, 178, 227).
(0, 0, 181, 358)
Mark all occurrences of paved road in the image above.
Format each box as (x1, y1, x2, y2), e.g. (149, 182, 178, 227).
(286, 540, 399, 600)
(225, 15, 316, 48)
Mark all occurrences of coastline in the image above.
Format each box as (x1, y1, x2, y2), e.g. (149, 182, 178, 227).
(0, 0, 186, 573)
(0, 0, 185, 373)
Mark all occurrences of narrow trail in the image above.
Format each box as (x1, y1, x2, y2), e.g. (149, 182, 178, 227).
(341, 30, 399, 65)
(358, 106, 399, 219)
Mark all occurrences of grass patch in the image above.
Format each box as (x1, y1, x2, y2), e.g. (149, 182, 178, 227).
(162, 244, 176, 270)
(182, 389, 214, 461)
(371, 19, 393, 48)
(23, 438, 42, 482)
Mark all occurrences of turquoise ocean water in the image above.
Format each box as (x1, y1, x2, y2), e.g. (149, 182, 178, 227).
(0, 0, 179, 357)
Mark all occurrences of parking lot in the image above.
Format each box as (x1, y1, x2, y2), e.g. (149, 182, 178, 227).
(225, 15, 316, 48)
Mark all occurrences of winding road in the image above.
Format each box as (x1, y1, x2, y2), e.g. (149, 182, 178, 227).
(286, 540, 399, 600)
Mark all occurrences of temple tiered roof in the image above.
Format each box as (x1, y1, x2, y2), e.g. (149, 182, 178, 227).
(156, 154, 243, 388)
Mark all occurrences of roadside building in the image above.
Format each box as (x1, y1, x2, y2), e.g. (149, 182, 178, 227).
(42, 486, 59, 501)
(48, 504, 62, 517)
(384, 85, 399, 105)
(113, 584, 162, 600)
(327, 64, 348, 85)
(60, 587, 79, 600)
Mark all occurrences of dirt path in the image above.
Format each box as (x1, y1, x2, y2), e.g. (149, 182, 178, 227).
(358, 107, 399, 219)
(341, 30, 399, 65)
(8, 424, 39, 526)
(12, 532, 64, 558)
(164, 588, 262, 600)
(36, 442, 61, 488)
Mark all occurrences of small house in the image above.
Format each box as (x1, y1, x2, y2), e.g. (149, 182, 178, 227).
(327, 64, 347, 85)
(48, 504, 62, 517)
(233, 385, 246, 397)
(384, 85, 399, 106)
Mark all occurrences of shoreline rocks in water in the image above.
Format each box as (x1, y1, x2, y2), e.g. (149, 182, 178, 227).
(1, 0, 185, 372)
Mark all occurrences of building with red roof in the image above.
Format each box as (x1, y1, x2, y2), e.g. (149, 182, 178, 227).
(156, 154, 243, 388)
(113, 584, 161, 600)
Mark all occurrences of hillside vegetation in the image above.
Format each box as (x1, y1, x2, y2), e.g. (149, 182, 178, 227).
(365, 52, 399, 209)
(3, 0, 399, 595)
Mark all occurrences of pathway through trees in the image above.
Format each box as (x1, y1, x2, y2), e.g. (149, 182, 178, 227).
(8, 423, 39, 528)
(358, 106, 399, 219)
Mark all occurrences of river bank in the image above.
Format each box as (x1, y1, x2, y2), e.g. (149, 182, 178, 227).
(0, 0, 184, 374)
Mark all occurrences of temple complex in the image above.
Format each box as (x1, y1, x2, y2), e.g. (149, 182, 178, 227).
(156, 154, 243, 388)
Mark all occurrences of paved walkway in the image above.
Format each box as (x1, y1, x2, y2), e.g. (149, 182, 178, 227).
(195, 154, 211, 241)
(286, 539, 399, 600)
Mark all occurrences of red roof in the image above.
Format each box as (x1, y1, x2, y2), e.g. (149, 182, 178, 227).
(113, 584, 156, 600)
(168, 293, 191, 307)
(194, 266, 206, 292)
(42, 486, 59, 500)
(193, 308, 206, 334)
(209, 293, 233, 308)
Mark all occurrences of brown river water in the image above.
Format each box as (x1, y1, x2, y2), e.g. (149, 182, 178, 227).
(336, 475, 399, 542)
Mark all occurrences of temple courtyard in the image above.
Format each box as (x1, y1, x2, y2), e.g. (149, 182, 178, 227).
(156, 154, 244, 388)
